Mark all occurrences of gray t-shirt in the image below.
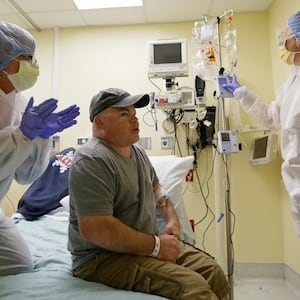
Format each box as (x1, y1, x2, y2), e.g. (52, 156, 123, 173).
(68, 137, 159, 269)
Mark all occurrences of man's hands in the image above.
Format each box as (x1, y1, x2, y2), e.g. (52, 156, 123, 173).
(157, 233, 181, 262)
(155, 219, 181, 262)
(154, 193, 181, 262)
(163, 219, 180, 238)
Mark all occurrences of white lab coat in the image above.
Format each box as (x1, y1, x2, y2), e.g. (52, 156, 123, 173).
(234, 65, 300, 238)
(0, 90, 51, 202)
(0, 90, 51, 276)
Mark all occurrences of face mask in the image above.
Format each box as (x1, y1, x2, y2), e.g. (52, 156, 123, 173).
(278, 32, 300, 65)
(279, 44, 300, 65)
(6, 60, 39, 92)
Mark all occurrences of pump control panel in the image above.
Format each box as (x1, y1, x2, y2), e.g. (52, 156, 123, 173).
(218, 130, 239, 153)
(215, 74, 234, 98)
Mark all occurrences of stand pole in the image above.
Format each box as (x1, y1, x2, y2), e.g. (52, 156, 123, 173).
(219, 98, 234, 300)
(216, 15, 234, 300)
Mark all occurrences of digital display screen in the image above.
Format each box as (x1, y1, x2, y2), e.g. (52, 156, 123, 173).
(253, 136, 268, 159)
(221, 132, 230, 141)
(218, 77, 228, 85)
(153, 43, 182, 64)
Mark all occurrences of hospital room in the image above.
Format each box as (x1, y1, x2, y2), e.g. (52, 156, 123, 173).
(0, 0, 300, 299)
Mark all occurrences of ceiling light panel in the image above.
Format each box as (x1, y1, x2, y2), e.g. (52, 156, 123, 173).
(74, 0, 143, 10)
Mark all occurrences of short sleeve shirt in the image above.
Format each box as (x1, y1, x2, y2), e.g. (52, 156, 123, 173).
(68, 137, 159, 268)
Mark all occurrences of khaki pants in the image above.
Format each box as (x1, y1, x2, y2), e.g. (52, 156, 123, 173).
(73, 242, 230, 300)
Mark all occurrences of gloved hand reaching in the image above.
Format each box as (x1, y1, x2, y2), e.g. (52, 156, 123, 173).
(20, 97, 58, 140)
(39, 104, 80, 138)
(222, 74, 241, 95)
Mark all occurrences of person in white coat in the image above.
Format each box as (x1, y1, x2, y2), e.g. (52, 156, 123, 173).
(223, 11, 300, 239)
(0, 21, 80, 276)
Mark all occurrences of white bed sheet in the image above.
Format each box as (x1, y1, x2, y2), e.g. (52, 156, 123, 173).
(0, 217, 166, 300)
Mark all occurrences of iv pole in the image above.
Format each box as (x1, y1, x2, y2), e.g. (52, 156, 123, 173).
(215, 10, 234, 300)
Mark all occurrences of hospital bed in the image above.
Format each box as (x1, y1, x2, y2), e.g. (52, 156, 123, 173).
(0, 149, 194, 300)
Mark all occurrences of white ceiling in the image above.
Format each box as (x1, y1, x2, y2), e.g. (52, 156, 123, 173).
(0, 0, 274, 31)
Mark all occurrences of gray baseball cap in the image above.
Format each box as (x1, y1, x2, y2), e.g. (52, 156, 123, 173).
(89, 88, 150, 122)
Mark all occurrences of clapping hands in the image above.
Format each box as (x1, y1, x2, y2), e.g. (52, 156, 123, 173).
(20, 97, 80, 140)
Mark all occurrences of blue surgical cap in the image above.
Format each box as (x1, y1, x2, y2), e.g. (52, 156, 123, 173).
(0, 21, 35, 71)
(288, 11, 300, 43)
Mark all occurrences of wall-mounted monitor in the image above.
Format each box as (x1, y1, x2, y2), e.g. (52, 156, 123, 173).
(147, 38, 189, 79)
(250, 133, 278, 165)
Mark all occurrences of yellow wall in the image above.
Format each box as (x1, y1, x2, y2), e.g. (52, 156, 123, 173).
(225, 12, 283, 266)
(1, 0, 299, 276)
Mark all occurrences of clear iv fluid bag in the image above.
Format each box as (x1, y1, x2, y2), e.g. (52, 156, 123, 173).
(223, 24, 238, 73)
(192, 19, 219, 81)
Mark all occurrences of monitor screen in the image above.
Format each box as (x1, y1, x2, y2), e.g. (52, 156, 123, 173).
(250, 133, 278, 165)
(220, 132, 230, 141)
(153, 43, 182, 64)
(252, 136, 268, 159)
(147, 38, 188, 79)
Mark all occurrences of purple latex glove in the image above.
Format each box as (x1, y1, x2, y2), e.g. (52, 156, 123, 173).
(222, 74, 241, 95)
(39, 104, 80, 138)
(20, 97, 58, 140)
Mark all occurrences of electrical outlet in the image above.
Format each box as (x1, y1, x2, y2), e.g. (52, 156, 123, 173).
(77, 138, 89, 145)
(161, 137, 173, 149)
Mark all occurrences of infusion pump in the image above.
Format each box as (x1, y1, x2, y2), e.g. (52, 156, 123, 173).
(218, 130, 240, 153)
(152, 89, 196, 109)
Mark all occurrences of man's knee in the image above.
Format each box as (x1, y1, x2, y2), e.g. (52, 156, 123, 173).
(132, 264, 186, 299)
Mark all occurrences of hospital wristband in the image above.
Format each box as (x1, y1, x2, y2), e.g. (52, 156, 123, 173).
(150, 235, 160, 257)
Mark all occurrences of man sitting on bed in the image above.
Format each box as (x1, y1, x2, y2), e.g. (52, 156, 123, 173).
(68, 88, 230, 300)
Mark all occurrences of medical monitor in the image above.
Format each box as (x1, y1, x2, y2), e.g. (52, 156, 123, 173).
(250, 133, 278, 165)
(147, 38, 189, 79)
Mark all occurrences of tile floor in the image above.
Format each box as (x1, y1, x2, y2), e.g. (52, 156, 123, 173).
(233, 278, 300, 300)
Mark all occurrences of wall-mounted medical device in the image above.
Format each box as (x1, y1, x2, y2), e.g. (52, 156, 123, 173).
(218, 130, 239, 153)
(147, 38, 189, 79)
(152, 88, 194, 109)
(195, 75, 206, 105)
(250, 133, 278, 165)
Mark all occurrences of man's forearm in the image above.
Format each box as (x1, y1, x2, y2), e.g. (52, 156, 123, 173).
(156, 198, 180, 236)
(157, 198, 179, 224)
(79, 215, 155, 256)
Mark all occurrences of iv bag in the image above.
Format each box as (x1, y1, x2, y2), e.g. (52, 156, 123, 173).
(223, 23, 238, 73)
(192, 18, 219, 81)
(193, 22, 215, 42)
